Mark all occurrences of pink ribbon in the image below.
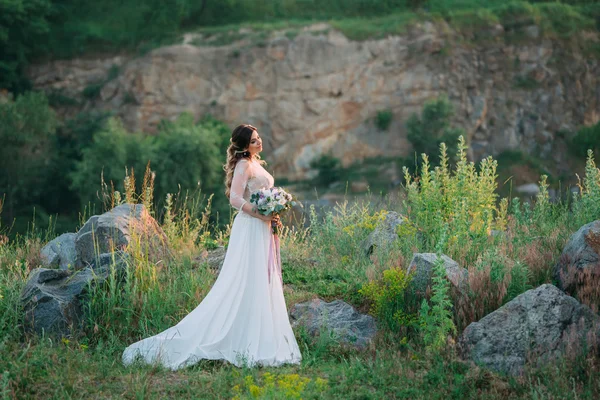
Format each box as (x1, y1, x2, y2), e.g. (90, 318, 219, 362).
(267, 233, 282, 285)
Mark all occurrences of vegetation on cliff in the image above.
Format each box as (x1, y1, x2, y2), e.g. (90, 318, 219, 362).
(1, 0, 599, 92)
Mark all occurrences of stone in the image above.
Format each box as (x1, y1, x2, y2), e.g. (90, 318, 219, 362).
(458, 284, 600, 376)
(554, 220, 600, 295)
(524, 25, 540, 39)
(195, 247, 226, 273)
(289, 298, 377, 348)
(40, 233, 77, 270)
(406, 253, 468, 296)
(363, 211, 405, 256)
(350, 180, 369, 193)
(75, 204, 168, 269)
(92, 251, 131, 277)
(21, 252, 130, 337)
(21, 268, 95, 336)
(515, 183, 540, 197)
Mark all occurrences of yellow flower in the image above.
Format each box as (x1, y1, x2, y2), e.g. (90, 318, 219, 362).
(249, 384, 262, 398)
(263, 372, 275, 389)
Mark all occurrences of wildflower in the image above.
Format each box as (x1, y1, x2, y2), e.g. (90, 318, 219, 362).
(249, 384, 262, 398)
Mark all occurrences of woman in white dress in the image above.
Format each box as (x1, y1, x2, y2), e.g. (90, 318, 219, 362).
(122, 124, 302, 369)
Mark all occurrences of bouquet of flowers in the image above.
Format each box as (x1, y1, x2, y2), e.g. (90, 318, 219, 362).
(249, 187, 297, 234)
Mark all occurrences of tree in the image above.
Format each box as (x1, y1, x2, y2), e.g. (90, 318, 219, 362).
(0, 91, 57, 222)
(0, 0, 53, 92)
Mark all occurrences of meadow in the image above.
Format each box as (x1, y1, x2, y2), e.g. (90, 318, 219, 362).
(1, 140, 600, 399)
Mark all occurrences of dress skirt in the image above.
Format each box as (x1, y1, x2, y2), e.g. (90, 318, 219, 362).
(122, 211, 302, 370)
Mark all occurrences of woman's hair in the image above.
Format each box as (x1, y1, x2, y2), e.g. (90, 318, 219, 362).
(224, 124, 266, 199)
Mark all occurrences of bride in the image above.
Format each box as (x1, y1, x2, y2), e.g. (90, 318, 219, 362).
(122, 124, 302, 369)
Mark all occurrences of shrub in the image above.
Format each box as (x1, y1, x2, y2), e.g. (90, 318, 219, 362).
(0, 91, 57, 224)
(569, 122, 600, 158)
(406, 96, 464, 167)
(69, 117, 151, 207)
(151, 113, 226, 211)
(359, 266, 417, 333)
(572, 150, 600, 226)
(403, 138, 505, 265)
(536, 2, 594, 38)
(310, 153, 342, 187)
(494, 1, 540, 31)
(416, 228, 456, 353)
(418, 252, 456, 353)
(375, 109, 393, 131)
(69, 114, 229, 219)
(82, 83, 104, 99)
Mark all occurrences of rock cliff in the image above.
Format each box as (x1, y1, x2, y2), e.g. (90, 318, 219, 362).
(28, 21, 599, 179)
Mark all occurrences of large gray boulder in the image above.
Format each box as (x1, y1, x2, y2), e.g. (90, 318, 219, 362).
(194, 246, 226, 273)
(407, 253, 468, 297)
(554, 220, 600, 295)
(289, 298, 377, 348)
(75, 204, 168, 269)
(40, 233, 77, 270)
(363, 211, 405, 255)
(458, 284, 600, 376)
(21, 252, 129, 336)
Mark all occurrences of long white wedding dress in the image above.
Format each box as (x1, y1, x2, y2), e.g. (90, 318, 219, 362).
(122, 158, 302, 369)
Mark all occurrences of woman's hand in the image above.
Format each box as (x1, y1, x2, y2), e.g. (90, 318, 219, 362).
(258, 213, 281, 227)
(272, 214, 283, 231)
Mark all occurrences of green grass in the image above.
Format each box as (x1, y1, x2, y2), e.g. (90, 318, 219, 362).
(2, 145, 600, 398)
(120, 0, 598, 50)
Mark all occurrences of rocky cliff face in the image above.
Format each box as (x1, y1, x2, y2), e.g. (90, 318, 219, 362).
(28, 21, 599, 179)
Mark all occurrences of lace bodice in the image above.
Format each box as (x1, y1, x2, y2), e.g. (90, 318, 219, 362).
(229, 159, 275, 210)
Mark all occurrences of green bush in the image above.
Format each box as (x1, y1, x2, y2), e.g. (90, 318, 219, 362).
(569, 122, 600, 158)
(0, 91, 57, 223)
(69, 117, 150, 207)
(151, 113, 229, 217)
(310, 153, 342, 187)
(360, 266, 417, 333)
(406, 96, 464, 167)
(69, 113, 230, 221)
(537, 2, 594, 37)
(494, 1, 540, 30)
(403, 138, 504, 264)
(418, 248, 456, 353)
(0, 0, 53, 92)
(446, 8, 500, 36)
(375, 110, 393, 131)
(572, 150, 600, 227)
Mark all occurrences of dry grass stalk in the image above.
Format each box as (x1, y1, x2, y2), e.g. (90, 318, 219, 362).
(560, 261, 600, 313)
